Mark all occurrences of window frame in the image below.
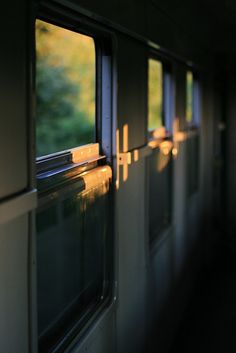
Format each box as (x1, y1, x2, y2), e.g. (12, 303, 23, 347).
(147, 51, 174, 247)
(34, 11, 115, 170)
(147, 52, 173, 142)
(32, 4, 116, 353)
(35, 18, 97, 158)
(186, 69, 200, 129)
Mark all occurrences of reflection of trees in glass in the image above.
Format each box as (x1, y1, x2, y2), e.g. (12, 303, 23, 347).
(186, 71, 193, 123)
(36, 20, 95, 157)
(148, 59, 163, 131)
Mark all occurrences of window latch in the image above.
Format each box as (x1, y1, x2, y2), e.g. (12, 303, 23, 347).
(118, 152, 132, 166)
(118, 146, 152, 166)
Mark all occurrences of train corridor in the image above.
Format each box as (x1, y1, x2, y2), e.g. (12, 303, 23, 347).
(3, 1, 236, 352)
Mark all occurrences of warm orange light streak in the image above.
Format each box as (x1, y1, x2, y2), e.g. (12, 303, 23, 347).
(156, 141, 172, 172)
(123, 124, 129, 152)
(123, 164, 128, 182)
(81, 165, 112, 193)
(175, 131, 186, 142)
(160, 140, 173, 156)
(134, 149, 139, 162)
(172, 147, 178, 156)
(152, 126, 166, 139)
(172, 117, 187, 160)
(148, 139, 161, 149)
(173, 117, 187, 142)
(72, 143, 100, 164)
(123, 124, 129, 182)
(157, 153, 170, 172)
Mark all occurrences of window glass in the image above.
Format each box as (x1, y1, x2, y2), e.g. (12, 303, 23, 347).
(36, 19, 95, 157)
(186, 71, 193, 123)
(37, 171, 112, 352)
(148, 147, 172, 243)
(35, 18, 114, 352)
(148, 59, 163, 131)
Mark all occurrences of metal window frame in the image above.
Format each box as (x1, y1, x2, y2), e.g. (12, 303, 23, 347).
(147, 52, 174, 248)
(28, 2, 117, 353)
(186, 69, 200, 129)
(147, 51, 174, 142)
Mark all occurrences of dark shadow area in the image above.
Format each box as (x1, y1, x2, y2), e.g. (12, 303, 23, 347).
(168, 239, 236, 353)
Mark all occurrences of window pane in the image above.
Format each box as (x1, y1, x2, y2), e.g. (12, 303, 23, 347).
(148, 59, 163, 131)
(36, 168, 112, 351)
(186, 71, 193, 123)
(35, 20, 95, 157)
(148, 148, 172, 243)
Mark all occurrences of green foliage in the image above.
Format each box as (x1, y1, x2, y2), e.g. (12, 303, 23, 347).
(186, 71, 193, 123)
(148, 59, 163, 131)
(36, 57, 77, 122)
(36, 20, 95, 157)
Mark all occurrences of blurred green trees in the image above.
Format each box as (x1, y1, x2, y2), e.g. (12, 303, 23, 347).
(148, 59, 163, 131)
(186, 71, 193, 123)
(36, 20, 95, 157)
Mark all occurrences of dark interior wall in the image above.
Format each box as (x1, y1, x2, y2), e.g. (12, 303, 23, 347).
(66, 0, 214, 65)
(69, 0, 147, 34)
(146, 0, 213, 65)
(116, 34, 147, 149)
(206, 50, 236, 253)
(0, 1, 28, 199)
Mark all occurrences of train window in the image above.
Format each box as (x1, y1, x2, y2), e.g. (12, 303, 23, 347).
(35, 19, 95, 157)
(36, 164, 113, 352)
(148, 146, 172, 244)
(35, 17, 113, 353)
(147, 56, 172, 245)
(186, 70, 193, 124)
(148, 59, 163, 132)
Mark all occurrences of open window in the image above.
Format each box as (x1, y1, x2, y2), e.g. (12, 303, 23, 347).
(148, 58, 163, 133)
(148, 57, 173, 140)
(186, 69, 200, 128)
(35, 13, 114, 353)
(36, 19, 96, 157)
(186, 70, 194, 124)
